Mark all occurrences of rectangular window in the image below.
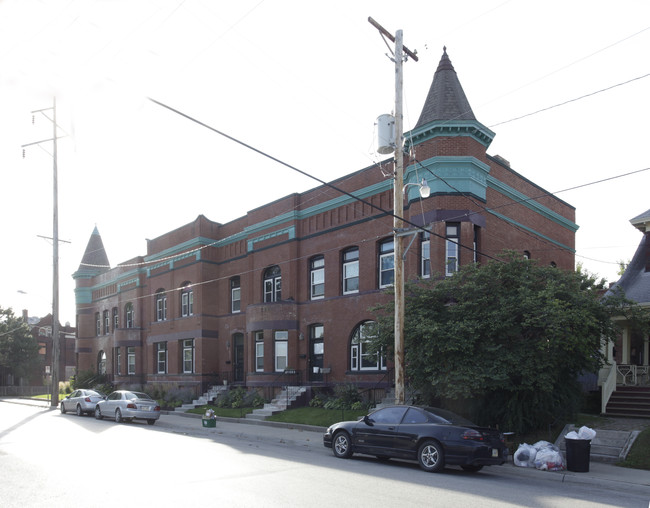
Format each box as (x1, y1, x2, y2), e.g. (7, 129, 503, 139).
(157, 342, 167, 374)
(274, 331, 288, 372)
(421, 231, 431, 278)
(183, 339, 194, 373)
(446, 223, 460, 276)
(342, 248, 359, 294)
(127, 347, 135, 375)
(379, 239, 394, 288)
(310, 256, 325, 299)
(103, 310, 110, 334)
(115, 347, 121, 375)
(181, 290, 193, 317)
(95, 313, 101, 337)
(113, 308, 119, 330)
(255, 331, 264, 372)
(231, 277, 241, 313)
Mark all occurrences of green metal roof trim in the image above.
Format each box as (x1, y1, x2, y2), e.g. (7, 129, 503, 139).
(405, 120, 495, 150)
(487, 176, 578, 232)
(407, 156, 490, 201)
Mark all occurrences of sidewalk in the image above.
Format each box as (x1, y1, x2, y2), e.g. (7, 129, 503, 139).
(3, 397, 650, 494)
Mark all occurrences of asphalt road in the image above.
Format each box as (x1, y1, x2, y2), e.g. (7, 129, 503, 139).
(1, 402, 649, 507)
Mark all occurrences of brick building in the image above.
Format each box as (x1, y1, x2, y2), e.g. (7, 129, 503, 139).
(73, 49, 577, 399)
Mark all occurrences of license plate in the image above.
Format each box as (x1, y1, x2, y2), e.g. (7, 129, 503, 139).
(492, 449, 499, 458)
(140, 406, 151, 411)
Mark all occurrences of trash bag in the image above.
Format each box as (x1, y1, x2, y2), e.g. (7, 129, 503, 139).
(532, 442, 565, 471)
(564, 430, 580, 440)
(514, 443, 537, 467)
(577, 426, 596, 440)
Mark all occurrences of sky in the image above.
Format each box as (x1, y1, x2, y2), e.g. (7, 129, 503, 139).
(1, 0, 648, 325)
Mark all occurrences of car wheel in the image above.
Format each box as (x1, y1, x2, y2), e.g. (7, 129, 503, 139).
(76, 404, 83, 417)
(418, 440, 444, 473)
(95, 406, 103, 420)
(461, 465, 483, 472)
(147, 419, 156, 425)
(60, 402, 66, 414)
(332, 431, 353, 459)
(115, 408, 123, 423)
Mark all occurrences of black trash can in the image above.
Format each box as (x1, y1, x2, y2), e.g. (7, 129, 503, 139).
(565, 438, 591, 472)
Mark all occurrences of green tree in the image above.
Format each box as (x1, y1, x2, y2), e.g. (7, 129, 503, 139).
(0, 307, 42, 383)
(372, 252, 647, 434)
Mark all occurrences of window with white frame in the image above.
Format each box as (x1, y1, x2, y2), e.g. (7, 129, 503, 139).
(445, 223, 460, 276)
(263, 266, 281, 303)
(421, 231, 431, 278)
(157, 342, 167, 374)
(473, 225, 479, 264)
(379, 238, 394, 288)
(182, 339, 194, 373)
(231, 277, 241, 313)
(274, 331, 288, 372)
(125, 302, 134, 328)
(112, 307, 119, 330)
(342, 247, 359, 294)
(127, 347, 135, 375)
(310, 256, 325, 299)
(95, 313, 101, 336)
(350, 321, 384, 371)
(155, 290, 167, 321)
(103, 310, 110, 334)
(181, 284, 193, 317)
(255, 331, 264, 372)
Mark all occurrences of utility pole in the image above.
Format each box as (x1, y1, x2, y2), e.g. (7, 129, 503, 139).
(368, 18, 418, 405)
(22, 97, 61, 408)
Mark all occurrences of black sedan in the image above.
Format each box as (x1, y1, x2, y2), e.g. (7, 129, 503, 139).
(323, 406, 507, 473)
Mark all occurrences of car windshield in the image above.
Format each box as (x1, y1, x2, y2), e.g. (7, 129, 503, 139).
(422, 407, 476, 426)
(87, 390, 103, 396)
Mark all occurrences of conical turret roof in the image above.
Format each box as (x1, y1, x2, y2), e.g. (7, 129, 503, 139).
(415, 47, 476, 128)
(75, 226, 110, 276)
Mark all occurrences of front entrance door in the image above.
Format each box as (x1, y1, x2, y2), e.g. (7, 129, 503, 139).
(309, 324, 324, 382)
(234, 333, 244, 382)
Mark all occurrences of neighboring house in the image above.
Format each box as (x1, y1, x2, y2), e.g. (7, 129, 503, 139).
(27, 312, 76, 385)
(73, 49, 577, 399)
(601, 209, 650, 394)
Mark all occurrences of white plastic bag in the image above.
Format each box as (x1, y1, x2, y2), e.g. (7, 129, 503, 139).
(577, 426, 596, 440)
(514, 443, 537, 467)
(532, 441, 565, 471)
(564, 430, 580, 439)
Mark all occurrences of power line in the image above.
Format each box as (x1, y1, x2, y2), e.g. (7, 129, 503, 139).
(489, 72, 650, 127)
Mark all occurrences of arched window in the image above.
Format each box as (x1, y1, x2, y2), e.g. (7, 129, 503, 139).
(350, 321, 384, 371)
(125, 302, 134, 328)
(263, 265, 281, 303)
(155, 289, 167, 321)
(98, 350, 107, 375)
(180, 282, 194, 317)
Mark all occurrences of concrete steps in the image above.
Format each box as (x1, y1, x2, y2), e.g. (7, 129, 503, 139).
(175, 385, 229, 413)
(555, 425, 640, 463)
(246, 386, 307, 421)
(605, 386, 650, 418)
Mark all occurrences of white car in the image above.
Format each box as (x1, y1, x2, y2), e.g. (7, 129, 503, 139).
(94, 390, 161, 425)
(60, 389, 106, 416)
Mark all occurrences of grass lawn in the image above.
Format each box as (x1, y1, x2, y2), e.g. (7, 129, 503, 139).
(266, 407, 367, 427)
(618, 427, 650, 470)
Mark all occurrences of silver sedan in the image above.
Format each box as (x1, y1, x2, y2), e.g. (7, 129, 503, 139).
(94, 390, 161, 425)
(60, 389, 106, 416)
